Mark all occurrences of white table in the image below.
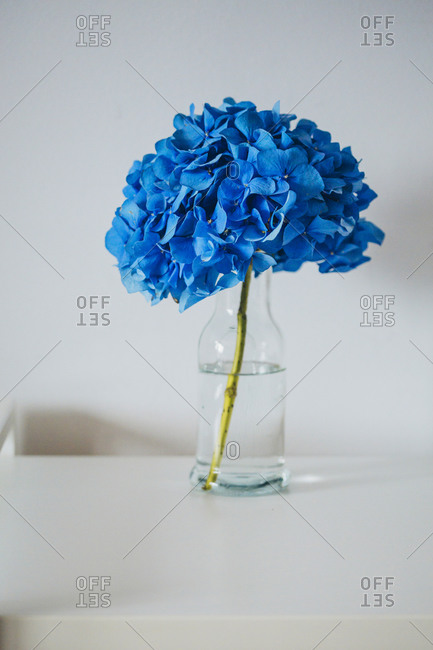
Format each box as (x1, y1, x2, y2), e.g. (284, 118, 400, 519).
(1, 456, 432, 649)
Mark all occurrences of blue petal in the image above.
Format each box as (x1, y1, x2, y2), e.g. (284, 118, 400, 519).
(179, 289, 205, 312)
(243, 224, 266, 241)
(237, 160, 255, 184)
(180, 168, 214, 191)
(218, 178, 244, 201)
(159, 213, 180, 244)
(112, 214, 131, 239)
(256, 149, 284, 176)
(134, 232, 160, 257)
(357, 184, 378, 211)
(290, 164, 324, 200)
(308, 215, 341, 242)
(248, 176, 276, 195)
(283, 236, 314, 259)
(252, 252, 276, 273)
(153, 156, 175, 179)
(283, 219, 306, 245)
(213, 202, 227, 233)
(126, 161, 142, 186)
(147, 194, 166, 213)
(358, 219, 385, 245)
(229, 239, 254, 260)
(170, 237, 196, 263)
(280, 190, 297, 215)
(323, 177, 346, 193)
(171, 186, 189, 212)
(221, 128, 245, 145)
(217, 273, 240, 288)
(172, 121, 204, 149)
(253, 129, 276, 151)
(119, 200, 143, 228)
(263, 212, 285, 241)
(105, 228, 125, 260)
(234, 110, 263, 140)
(203, 106, 215, 133)
(284, 147, 308, 171)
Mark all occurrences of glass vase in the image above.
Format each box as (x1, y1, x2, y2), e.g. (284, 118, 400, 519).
(190, 269, 289, 495)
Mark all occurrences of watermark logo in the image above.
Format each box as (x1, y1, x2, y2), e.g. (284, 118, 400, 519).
(76, 15, 111, 47)
(226, 161, 240, 180)
(76, 295, 110, 326)
(360, 576, 395, 608)
(76, 576, 111, 608)
(360, 295, 395, 327)
(360, 15, 395, 47)
(225, 441, 240, 460)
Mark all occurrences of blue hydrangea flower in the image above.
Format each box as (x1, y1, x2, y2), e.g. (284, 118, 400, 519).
(106, 99, 384, 311)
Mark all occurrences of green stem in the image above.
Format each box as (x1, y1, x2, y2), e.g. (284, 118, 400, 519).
(203, 262, 253, 491)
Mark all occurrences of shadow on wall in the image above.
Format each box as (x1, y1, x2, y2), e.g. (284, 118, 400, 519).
(18, 409, 194, 456)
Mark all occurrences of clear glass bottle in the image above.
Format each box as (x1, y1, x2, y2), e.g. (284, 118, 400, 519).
(190, 270, 289, 495)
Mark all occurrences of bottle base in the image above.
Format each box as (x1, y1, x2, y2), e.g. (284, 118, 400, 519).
(189, 461, 290, 496)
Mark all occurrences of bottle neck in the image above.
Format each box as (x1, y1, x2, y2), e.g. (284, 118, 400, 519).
(199, 268, 284, 369)
(216, 269, 271, 318)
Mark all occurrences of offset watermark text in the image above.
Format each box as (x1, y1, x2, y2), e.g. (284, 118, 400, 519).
(360, 295, 395, 327)
(76, 15, 111, 47)
(360, 15, 395, 47)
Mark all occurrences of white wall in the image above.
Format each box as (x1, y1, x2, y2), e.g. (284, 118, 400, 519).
(0, 0, 431, 455)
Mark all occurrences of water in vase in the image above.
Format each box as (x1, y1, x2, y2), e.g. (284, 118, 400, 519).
(192, 360, 288, 494)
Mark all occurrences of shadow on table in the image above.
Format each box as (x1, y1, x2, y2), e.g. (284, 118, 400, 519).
(18, 408, 193, 456)
(288, 456, 432, 494)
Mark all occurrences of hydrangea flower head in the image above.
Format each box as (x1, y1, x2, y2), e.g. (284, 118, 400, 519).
(106, 98, 384, 311)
